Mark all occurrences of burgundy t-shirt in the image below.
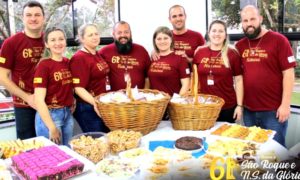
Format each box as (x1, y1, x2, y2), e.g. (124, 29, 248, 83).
(0, 32, 44, 107)
(70, 50, 110, 97)
(33, 58, 73, 107)
(98, 43, 151, 91)
(173, 29, 205, 58)
(193, 47, 243, 109)
(236, 31, 296, 111)
(148, 52, 190, 96)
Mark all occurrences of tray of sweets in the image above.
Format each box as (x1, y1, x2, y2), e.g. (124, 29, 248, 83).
(210, 123, 275, 143)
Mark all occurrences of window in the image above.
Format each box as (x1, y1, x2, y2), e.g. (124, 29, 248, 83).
(210, 0, 300, 106)
(0, 1, 9, 41)
(284, 0, 300, 33)
(1, 0, 117, 40)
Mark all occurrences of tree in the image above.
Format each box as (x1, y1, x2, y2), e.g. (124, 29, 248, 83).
(0, 0, 116, 39)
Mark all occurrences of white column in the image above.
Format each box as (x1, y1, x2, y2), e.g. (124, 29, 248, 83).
(7, 0, 16, 35)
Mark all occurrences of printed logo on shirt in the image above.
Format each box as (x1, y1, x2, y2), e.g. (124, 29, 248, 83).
(73, 78, 80, 84)
(242, 49, 268, 62)
(112, 56, 120, 63)
(288, 56, 296, 63)
(0, 57, 6, 63)
(34, 77, 42, 83)
(174, 41, 192, 50)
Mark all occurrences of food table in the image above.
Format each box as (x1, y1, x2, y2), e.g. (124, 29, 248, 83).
(72, 121, 290, 179)
(2, 121, 293, 180)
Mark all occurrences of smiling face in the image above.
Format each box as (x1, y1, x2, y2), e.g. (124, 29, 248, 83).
(113, 23, 132, 44)
(45, 30, 66, 57)
(241, 6, 263, 39)
(169, 6, 186, 32)
(208, 22, 227, 47)
(155, 32, 172, 53)
(81, 25, 100, 50)
(22, 6, 45, 34)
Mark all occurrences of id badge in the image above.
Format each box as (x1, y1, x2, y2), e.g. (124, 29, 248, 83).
(124, 72, 130, 82)
(105, 84, 111, 91)
(207, 74, 214, 85)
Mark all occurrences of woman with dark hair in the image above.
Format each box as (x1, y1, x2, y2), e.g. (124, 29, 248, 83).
(193, 20, 243, 123)
(34, 27, 74, 145)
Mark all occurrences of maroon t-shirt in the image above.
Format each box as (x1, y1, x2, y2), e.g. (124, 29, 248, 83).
(148, 52, 190, 96)
(193, 47, 242, 109)
(173, 29, 205, 58)
(70, 50, 110, 98)
(0, 32, 44, 107)
(236, 31, 296, 111)
(33, 58, 73, 107)
(98, 43, 151, 91)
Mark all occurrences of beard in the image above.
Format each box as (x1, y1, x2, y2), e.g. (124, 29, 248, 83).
(114, 37, 133, 54)
(243, 25, 262, 39)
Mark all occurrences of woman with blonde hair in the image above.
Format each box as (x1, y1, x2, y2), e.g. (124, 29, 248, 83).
(70, 23, 110, 132)
(193, 20, 243, 123)
(34, 27, 74, 145)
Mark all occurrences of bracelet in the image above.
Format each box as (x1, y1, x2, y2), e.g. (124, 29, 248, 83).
(237, 105, 243, 108)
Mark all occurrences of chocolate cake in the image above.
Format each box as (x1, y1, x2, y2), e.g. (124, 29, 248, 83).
(11, 145, 84, 180)
(175, 136, 203, 150)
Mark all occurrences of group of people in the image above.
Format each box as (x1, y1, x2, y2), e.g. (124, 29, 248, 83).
(0, 1, 296, 147)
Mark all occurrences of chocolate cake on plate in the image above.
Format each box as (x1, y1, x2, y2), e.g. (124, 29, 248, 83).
(175, 136, 203, 151)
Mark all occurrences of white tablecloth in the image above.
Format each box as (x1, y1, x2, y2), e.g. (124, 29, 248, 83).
(72, 121, 290, 179)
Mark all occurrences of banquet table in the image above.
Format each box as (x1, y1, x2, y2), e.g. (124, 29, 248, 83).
(70, 121, 290, 179)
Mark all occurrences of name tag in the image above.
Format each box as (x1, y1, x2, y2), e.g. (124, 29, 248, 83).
(185, 68, 190, 74)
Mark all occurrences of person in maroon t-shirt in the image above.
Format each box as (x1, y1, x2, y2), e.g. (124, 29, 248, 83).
(152, 5, 205, 62)
(193, 20, 243, 123)
(148, 26, 190, 96)
(236, 5, 296, 147)
(70, 23, 110, 133)
(34, 27, 74, 146)
(0, 1, 45, 139)
(98, 21, 151, 91)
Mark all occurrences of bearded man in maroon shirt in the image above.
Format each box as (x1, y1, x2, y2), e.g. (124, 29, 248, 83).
(98, 21, 151, 91)
(236, 5, 296, 147)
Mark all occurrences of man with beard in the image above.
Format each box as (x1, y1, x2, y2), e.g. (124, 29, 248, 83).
(98, 21, 151, 91)
(236, 5, 296, 147)
(152, 5, 205, 62)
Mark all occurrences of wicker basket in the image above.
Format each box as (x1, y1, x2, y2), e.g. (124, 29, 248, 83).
(168, 65, 225, 130)
(95, 87, 170, 135)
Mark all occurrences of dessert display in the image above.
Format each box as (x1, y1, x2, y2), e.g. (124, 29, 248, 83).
(119, 147, 151, 162)
(211, 124, 274, 143)
(207, 139, 258, 156)
(170, 93, 222, 105)
(0, 139, 44, 158)
(11, 145, 84, 180)
(69, 134, 108, 163)
(175, 136, 203, 151)
(99, 87, 166, 103)
(107, 130, 142, 154)
(95, 157, 139, 178)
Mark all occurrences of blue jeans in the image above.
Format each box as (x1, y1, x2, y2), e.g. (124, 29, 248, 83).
(35, 107, 74, 146)
(73, 101, 109, 133)
(243, 108, 288, 147)
(14, 107, 36, 140)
